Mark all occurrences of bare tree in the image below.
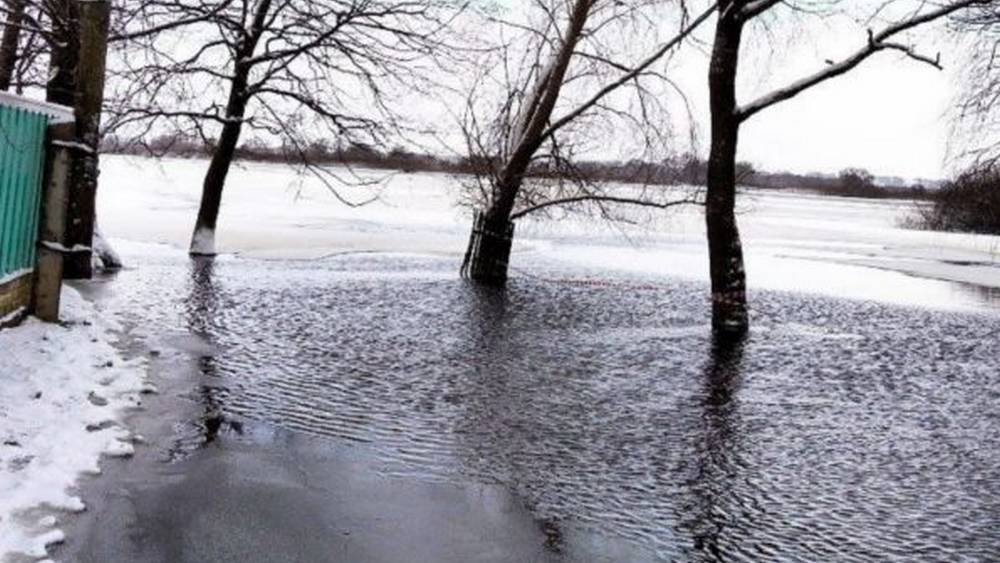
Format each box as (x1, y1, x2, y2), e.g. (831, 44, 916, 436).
(458, 0, 716, 283)
(0, 0, 24, 89)
(0, 0, 119, 276)
(950, 4, 1000, 166)
(107, 0, 460, 256)
(703, 0, 993, 335)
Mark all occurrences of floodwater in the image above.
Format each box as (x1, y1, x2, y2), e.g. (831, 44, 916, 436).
(77, 244, 1000, 562)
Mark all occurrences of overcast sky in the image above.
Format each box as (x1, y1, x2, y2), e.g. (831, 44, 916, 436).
(451, 0, 966, 182)
(737, 59, 951, 180)
(657, 9, 963, 182)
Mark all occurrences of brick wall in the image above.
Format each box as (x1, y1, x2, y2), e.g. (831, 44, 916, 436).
(0, 272, 33, 326)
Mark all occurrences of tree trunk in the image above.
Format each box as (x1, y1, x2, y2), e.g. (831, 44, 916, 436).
(461, 0, 591, 284)
(0, 0, 24, 90)
(705, 7, 748, 335)
(189, 73, 248, 256)
(189, 0, 272, 256)
(63, 0, 110, 279)
(45, 0, 78, 107)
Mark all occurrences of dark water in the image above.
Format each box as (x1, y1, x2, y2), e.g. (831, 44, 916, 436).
(104, 250, 1000, 561)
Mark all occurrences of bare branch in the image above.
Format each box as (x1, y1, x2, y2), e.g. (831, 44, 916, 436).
(541, 1, 717, 142)
(737, 0, 992, 122)
(511, 195, 702, 220)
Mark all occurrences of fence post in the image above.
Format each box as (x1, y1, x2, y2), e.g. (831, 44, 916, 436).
(32, 123, 74, 322)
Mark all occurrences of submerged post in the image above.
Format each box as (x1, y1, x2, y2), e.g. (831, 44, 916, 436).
(33, 123, 75, 322)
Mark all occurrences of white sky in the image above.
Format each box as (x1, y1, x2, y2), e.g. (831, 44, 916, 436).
(735, 57, 953, 180)
(754, 52, 959, 183)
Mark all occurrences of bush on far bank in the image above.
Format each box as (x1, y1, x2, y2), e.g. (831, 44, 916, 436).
(907, 165, 1000, 235)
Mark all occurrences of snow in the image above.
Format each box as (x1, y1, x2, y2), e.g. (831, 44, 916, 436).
(49, 141, 95, 155)
(38, 242, 91, 254)
(97, 155, 469, 259)
(92, 225, 123, 270)
(0, 287, 145, 561)
(1, 307, 26, 327)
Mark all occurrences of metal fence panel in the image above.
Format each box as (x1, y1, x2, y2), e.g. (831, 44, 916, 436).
(0, 104, 49, 280)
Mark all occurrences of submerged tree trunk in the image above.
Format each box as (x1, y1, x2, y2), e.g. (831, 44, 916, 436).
(705, 6, 748, 334)
(0, 0, 24, 90)
(189, 72, 249, 256)
(461, 0, 591, 284)
(465, 53, 600, 282)
(461, 165, 525, 283)
(461, 202, 517, 284)
(63, 0, 110, 279)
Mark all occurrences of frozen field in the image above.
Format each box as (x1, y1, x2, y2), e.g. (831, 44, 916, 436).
(99, 155, 1000, 312)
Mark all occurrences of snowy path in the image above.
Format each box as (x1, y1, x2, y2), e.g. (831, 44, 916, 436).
(0, 288, 147, 562)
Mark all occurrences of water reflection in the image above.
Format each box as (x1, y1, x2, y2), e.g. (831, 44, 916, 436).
(686, 334, 746, 561)
(186, 257, 222, 338)
(955, 281, 1000, 308)
(461, 282, 510, 348)
(702, 333, 746, 408)
(168, 256, 244, 458)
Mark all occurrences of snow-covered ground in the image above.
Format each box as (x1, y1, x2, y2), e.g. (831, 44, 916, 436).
(0, 288, 146, 562)
(99, 154, 1000, 310)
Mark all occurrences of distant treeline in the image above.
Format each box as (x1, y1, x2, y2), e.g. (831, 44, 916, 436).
(103, 134, 934, 200)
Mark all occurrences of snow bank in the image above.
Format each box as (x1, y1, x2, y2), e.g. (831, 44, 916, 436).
(0, 287, 145, 561)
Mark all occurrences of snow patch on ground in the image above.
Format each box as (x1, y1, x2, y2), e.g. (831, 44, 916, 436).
(0, 287, 145, 562)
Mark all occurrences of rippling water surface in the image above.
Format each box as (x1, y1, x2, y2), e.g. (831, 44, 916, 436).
(103, 250, 1000, 561)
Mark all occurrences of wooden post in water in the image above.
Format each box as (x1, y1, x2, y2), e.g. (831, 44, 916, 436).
(33, 123, 75, 322)
(460, 210, 516, 284)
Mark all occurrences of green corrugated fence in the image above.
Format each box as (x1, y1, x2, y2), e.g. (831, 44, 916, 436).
(0, 104, 48, 282)
(0, 93, 73, 289)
